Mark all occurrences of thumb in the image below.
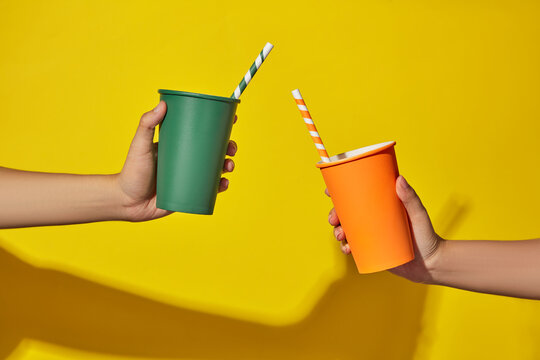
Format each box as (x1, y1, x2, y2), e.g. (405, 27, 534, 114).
(396, 175, 435, 235)
(130, 101, 167, 153)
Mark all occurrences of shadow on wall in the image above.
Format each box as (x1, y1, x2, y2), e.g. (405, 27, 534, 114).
(0, 193, 472, 360)
(435, 193, 471, 239)
(0, 242, 427, 360)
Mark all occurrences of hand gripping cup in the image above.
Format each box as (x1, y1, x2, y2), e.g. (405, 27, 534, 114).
(156, 89, 240, 215)
(317, 141, 414, 273)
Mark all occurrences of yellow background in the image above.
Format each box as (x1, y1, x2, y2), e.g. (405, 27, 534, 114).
(1, 0, 539, 359)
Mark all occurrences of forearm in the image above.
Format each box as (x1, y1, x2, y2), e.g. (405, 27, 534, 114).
(431, 239, 540, 300)
(0, 167, 126, 228)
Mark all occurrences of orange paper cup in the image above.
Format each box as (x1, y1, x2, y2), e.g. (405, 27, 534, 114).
(317, 141, 414, 273)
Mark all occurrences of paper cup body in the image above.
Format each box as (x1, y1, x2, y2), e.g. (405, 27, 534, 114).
(156, 89, 239, 215)
(317, 141, 414, 273)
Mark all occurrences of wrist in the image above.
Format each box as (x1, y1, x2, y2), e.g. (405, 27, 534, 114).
(107, 173, 132, 221)
(111, 173, 160, 222)
(424, 236, 447, 285)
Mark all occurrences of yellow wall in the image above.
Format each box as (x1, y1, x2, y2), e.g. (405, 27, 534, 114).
(1, 0, 539, 359)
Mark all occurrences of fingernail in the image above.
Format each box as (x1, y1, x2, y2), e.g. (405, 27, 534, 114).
(153, 101, 161, 113)
(399, 176, 410, 189)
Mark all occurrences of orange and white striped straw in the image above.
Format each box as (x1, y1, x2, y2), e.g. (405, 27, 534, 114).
(292, 89, 330, 162)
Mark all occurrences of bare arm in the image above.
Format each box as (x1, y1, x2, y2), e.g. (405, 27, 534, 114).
(0, 101, 238, 229)
(328, 175, 540, 300)
(0, 168, 123, 228)
(432, 238, 540, 300)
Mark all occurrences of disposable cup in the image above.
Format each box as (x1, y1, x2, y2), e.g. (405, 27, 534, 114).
(317, 141, 414, 273)
(156, 89, 240, 215)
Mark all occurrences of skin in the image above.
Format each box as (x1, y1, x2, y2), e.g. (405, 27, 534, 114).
(328, 175, 540, 300)
(0, 101, 238, 228)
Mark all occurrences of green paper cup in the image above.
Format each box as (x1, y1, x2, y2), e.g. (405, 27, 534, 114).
(156, 89, 240, 215)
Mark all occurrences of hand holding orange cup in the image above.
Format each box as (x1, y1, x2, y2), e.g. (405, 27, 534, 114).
(292, 90, 414, 273)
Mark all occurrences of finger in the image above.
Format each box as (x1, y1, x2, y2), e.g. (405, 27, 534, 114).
(222, 159, 235, 173)
(233, 114, 238, 124)
(130, 101, 167, 154)
(325, 188, 330, 197)
(218, 177, 229, 192)
(226, 140, 237, 156)
(328, 208, 340, 226)
(341, 242, 351, 254)
(333, 226, 346, 241)
(396, 175, 435, 235)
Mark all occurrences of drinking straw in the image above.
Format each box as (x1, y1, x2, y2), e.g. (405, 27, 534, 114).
(292, 89, 330, 162)
(231, 42, 274, 99)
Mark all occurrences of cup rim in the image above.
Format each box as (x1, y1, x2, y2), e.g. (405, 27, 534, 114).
(158, 89, 241, 104)
(316, 141, 396, 169)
